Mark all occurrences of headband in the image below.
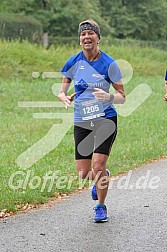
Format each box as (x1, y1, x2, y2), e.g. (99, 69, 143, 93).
(78, 23, 100, 38)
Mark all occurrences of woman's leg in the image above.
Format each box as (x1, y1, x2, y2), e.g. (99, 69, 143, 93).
(92, 153, 109, 204)
(76, 159, 92, 179)
(92, 116, 117, 204)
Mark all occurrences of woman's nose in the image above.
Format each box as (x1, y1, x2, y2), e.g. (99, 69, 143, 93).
(85, 32, 91, 38)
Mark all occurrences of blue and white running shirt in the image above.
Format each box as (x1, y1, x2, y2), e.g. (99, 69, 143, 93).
(61, 50, 122, 122)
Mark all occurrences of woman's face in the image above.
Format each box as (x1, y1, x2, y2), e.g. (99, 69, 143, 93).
(79, 30, 99, 50)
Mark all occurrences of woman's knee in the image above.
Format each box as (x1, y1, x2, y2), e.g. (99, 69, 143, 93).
(93, 159, 106, 174)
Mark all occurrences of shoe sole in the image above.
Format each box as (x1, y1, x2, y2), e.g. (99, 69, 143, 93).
(93, 217, 109, 223)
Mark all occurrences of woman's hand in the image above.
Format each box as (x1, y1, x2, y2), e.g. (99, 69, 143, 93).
(58, 92, 76, 109)
(92, 88, 110, 102)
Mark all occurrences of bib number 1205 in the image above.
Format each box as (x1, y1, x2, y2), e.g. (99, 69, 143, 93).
(79, 99, 104, 120)
(83, 104, 99, 114)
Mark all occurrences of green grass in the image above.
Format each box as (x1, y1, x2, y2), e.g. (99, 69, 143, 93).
(0, 40, 167, 212)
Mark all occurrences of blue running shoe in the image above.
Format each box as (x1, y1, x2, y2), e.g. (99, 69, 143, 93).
(93, 205, 108, 223)
(91, 169, 110, 200)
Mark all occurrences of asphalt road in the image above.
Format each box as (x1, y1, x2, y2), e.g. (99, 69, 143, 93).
(0, 158, 167, 252)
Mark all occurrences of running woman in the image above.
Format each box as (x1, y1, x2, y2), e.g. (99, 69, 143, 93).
(58, 19, 125, 222)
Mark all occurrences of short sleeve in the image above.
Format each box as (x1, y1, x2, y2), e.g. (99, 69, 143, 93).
(61, 60, 74, 81)
(108, 61, 122, 83)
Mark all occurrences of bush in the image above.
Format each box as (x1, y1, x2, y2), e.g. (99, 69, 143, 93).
(0, 13, 43, 43)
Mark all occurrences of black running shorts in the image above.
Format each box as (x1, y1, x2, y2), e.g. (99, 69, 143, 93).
(74, 116, 117, 160)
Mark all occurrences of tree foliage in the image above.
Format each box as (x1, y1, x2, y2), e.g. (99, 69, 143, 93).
(0, 0, 167, 40)
(0, 13, 42, 43)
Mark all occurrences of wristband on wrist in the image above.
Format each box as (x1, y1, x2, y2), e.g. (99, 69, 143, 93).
(109, 93, 114, 102)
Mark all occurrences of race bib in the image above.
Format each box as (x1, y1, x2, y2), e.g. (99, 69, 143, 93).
(79, 99, 105, 120)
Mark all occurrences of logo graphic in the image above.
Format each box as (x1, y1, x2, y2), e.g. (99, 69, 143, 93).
(92, 73, 105, 78)
(79, 65, 84, 70)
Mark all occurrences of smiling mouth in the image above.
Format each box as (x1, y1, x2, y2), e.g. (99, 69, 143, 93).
(84, 41, 92, 44)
